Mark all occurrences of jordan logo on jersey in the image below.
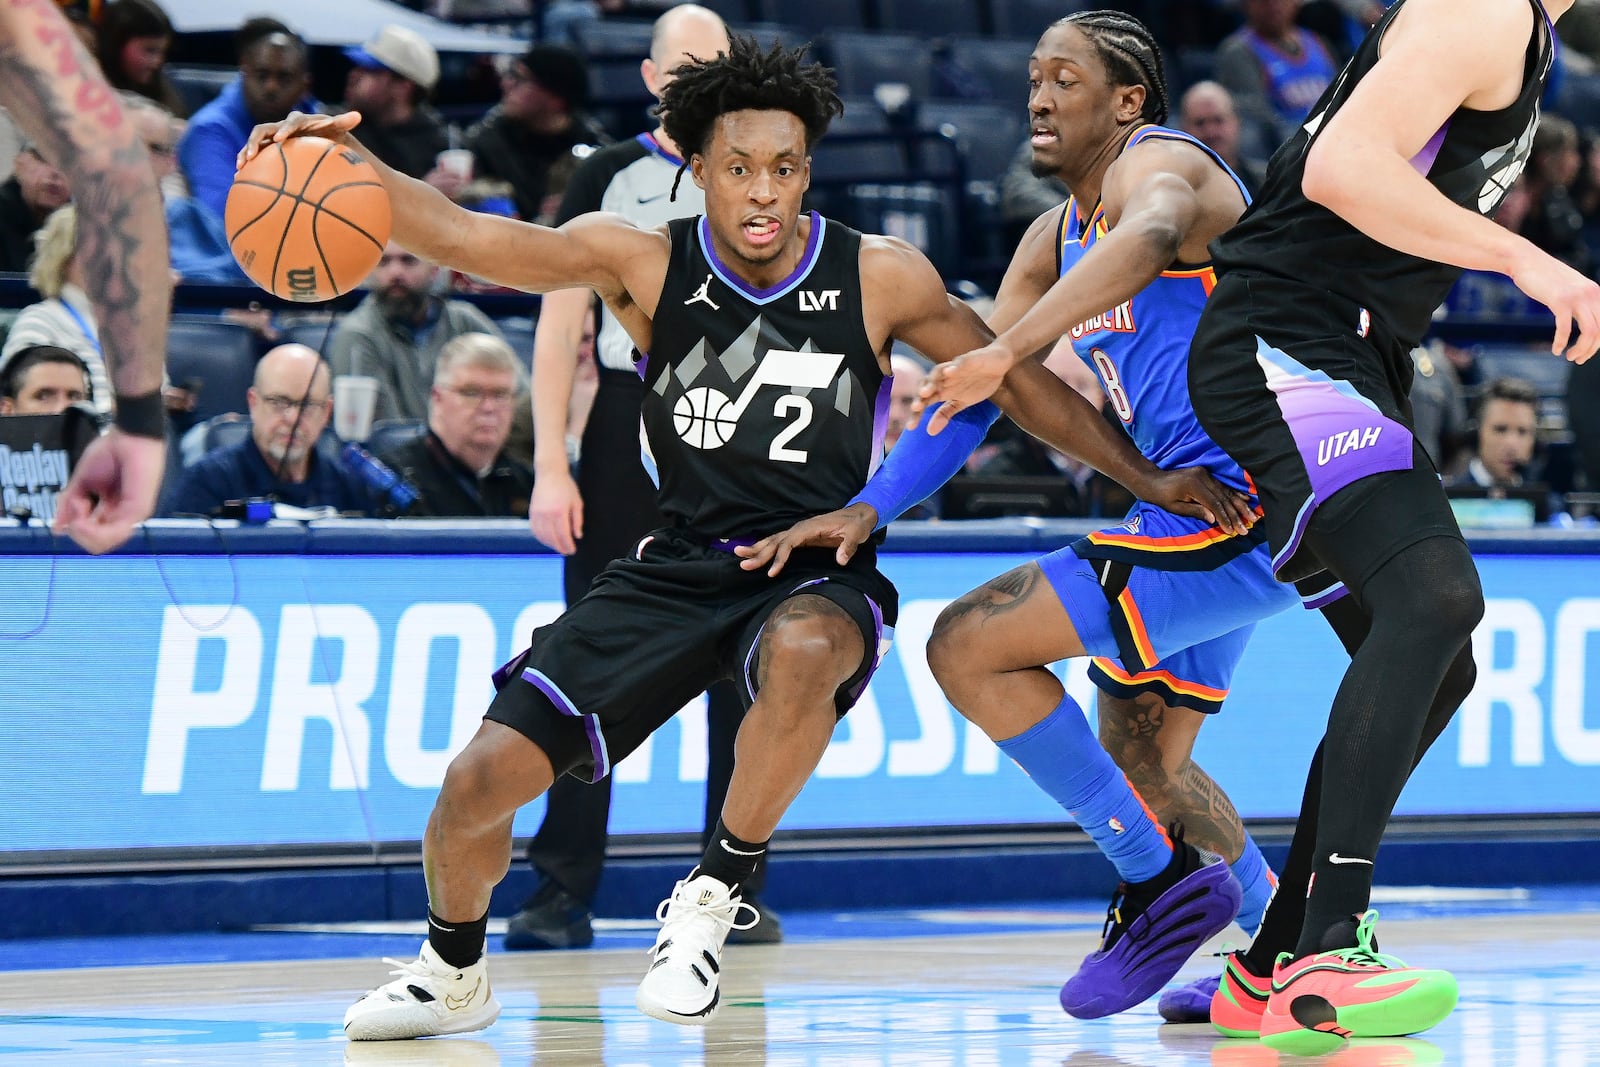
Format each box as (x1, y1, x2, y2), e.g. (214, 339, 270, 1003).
(684, 273, 720, 311)
(1068, 300, 1136, 340)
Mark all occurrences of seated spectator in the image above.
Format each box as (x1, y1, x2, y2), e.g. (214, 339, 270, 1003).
(1447, 376, 1544, 491)
(96, 0, 188, 117)
(327, 242, 503, 422)
(121, 93, 248, 283)
(161, 344, 379, 517)
(465, 44, 609, 223)
(1178, 81, 1268, 198)
(178, 27, 317, 219)
(0, 345, 91, 415)
(1518, 114, 1591, 277)
(339, 26, 451, 180)
(885, 353, 926, 455)
(375, 333, 535, 517)
(885, 352, 939, 519)
(0, 141, 70, 273)
(999, 139, 1069, 252)
(1215, 0, 1339, 145)
(0, 206, 109, 414)
(1409, 342, 1468, 471)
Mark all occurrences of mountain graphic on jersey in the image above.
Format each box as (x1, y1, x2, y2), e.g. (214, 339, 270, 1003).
(653, 313, 849, 451)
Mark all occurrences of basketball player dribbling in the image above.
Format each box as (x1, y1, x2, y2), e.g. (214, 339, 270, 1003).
(239, 36, 1249, 1040)
(0, 0, 171, 552)
(917, 0, 1600, 1054)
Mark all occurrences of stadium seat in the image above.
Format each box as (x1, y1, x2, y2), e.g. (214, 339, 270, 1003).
(833, 95, 891, 135)
(366, 418, 428, 457)
(494, 316, 536, 376)
(180, 412, 250, 467)
(939, 38, 1033, 102)
(876, 0, 983, 38)
(277, 318, 342, 356)
(1472, 344, 1572, 399)
(165, 318, 259, 425)
(918, 100, 1028, 184)
(165, 64, 235, 115)
(989, 0, 1090, 39)
(570, 19, 655, 58)
(822, 31, 934, 99)
(750, 0, 868, 36)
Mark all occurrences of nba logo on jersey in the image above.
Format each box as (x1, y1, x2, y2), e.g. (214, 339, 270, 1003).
(1357, 307, 1371, 338)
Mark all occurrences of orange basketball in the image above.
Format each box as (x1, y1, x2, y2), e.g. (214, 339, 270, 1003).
(225, 136, 391, 302)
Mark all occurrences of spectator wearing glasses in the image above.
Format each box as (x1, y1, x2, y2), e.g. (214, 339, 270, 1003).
(160, 343, 379, 517)
(0, 138, 71, 273)
(327, 241, 503, 423)
(375, 332, 534, 517)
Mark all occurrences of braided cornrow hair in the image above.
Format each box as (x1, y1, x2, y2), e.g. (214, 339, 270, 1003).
(657, 33, 844, 201)
(1061, 10, 1171, 127)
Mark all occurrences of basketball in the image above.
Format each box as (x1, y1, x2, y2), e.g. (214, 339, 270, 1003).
(225, 135, 391, 302)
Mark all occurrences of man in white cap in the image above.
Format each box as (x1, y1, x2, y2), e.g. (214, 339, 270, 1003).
(340, 25, 449, 179)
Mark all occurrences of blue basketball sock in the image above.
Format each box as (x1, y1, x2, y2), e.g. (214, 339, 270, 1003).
(997, 693, 1173, 884)
(1231, 835, 1275, 937)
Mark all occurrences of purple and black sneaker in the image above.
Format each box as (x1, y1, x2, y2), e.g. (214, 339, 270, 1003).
(1059, 829, 1241, 1020)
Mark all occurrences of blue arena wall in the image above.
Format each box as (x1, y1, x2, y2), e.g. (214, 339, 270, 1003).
(3, 519, 1598, 934)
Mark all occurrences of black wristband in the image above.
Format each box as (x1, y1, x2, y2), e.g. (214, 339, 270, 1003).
(112, 390, 167, 439)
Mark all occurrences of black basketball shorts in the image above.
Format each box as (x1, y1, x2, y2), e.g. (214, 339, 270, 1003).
(486, 528, 898, 783)
(1189, 272, 1465, 591)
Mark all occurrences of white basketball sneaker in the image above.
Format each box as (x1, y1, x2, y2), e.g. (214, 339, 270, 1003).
(344, 941, 501, 1041)
(635, 872, 758, 1024)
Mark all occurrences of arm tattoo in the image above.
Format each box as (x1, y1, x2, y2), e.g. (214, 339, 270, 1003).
(0, 0, 169, 396)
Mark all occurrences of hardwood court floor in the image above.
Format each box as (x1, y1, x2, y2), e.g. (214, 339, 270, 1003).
(2, 895, 1597, 1066)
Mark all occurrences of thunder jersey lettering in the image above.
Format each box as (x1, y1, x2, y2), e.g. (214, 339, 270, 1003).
(643, 213, 889, 539)
(1211, 0, 1553, 346)
(1061, 126, 1252, 492)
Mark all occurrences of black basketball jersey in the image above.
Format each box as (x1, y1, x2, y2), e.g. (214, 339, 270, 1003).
(1210, 0, 1553, 346)
(643, 212, 888, 540)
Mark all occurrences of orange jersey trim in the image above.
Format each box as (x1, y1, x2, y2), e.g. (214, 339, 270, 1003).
(1115, 587, 1158, 666)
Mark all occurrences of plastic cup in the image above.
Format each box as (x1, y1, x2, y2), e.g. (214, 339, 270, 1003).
(333, 374, 379, 441)
(435, 148, 474, 182)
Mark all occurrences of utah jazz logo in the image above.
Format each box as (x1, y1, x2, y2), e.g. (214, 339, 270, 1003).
(674, 349, 844, 463)
(286, 267, 320, 299)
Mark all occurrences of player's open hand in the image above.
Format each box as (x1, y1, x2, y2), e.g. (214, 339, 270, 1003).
(237, 111, 363, 170)
(1139, 465, 1256, 537)
(735, 502, 879, 577)
(52, 429, 166, 554)
(1509, 246, 1600, 364)
(529, 467, 584, 556)
(910, 343, 1015, 435)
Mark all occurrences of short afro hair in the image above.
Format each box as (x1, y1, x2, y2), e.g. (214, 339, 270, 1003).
(658, 33, 843, 164)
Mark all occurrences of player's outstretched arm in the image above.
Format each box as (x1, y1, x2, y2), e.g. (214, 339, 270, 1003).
(1303, 0, 1600, 361)
(871, 239, 1252, 533)
(238, 112, 661, 300)
(0, 0, 171, 552)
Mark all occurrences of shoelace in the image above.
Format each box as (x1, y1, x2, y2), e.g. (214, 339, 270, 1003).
(649, 880, 759, 952)
(380, 955, 447, 979)
(1327, 908, 1408, 969)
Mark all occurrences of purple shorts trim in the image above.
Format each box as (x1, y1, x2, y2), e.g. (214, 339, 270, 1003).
(522, 666, 611, 781)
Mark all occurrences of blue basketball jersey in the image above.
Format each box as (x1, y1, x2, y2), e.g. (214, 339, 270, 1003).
(1059, 125, 1252, 495)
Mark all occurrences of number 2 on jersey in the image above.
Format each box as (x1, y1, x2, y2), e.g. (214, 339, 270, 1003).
(1091, 348, 1133, 424)
(770, 395, 813, 463)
